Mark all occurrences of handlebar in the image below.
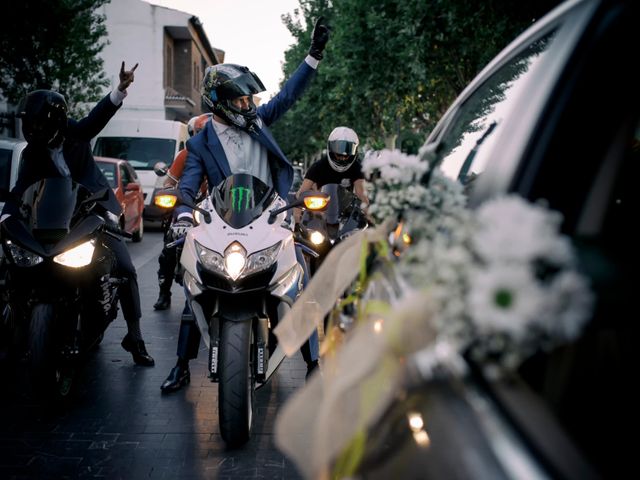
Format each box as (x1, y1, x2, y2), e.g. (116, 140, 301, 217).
(103, 221, 133, 239)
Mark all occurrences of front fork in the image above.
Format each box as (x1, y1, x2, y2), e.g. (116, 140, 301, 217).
(206, 297, 271, 383)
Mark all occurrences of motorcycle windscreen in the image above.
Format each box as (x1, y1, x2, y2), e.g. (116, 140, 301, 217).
(21, 177, 79, 242)
(320, 183, 355, 224)
(213, 173, 276, 229)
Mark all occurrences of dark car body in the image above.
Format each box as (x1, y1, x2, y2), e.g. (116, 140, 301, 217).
(364, 0, 638, 478)
(95, 156, 144, 242)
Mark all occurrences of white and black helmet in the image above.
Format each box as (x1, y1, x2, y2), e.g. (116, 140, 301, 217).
(327, 126, 359, 172)
(201, 64, 265, 131)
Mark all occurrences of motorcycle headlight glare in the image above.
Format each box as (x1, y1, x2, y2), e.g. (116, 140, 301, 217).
(224, 242, 247, 281)
(5, 240, 43, 267)
(54, 239, 95, 268)
(195, 240, 225, 272)
(154, 194, 177, 209)
(244, 241, 281, 277)
(309, 230, 325, 245)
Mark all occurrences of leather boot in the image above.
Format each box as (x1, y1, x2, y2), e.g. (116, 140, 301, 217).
(121, 334, 155, 366)
(160, 364, 190, 393)
(153, 291, 171, 310)
(306, 360, 319, 381)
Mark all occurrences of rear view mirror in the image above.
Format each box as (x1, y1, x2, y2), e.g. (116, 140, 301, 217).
(153, 161, 168, 177)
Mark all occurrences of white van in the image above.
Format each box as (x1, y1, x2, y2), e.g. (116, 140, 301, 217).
(93, 118, 187, 222)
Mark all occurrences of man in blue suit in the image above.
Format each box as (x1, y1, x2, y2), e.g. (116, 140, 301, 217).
(160, 18, 330, 392)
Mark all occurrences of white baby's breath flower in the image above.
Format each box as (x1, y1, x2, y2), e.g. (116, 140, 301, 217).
(542, 270, 593, 341)
(473, 196, 573, 265)
(360, 146, 593, 377)
(466, 264, 546, 341)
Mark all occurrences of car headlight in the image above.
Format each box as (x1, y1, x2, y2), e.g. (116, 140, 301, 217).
(5, 240, 43, 267)
(53, 239, 95, 268)
(309, 230, 325, 245)
(224, 242, 246, 281)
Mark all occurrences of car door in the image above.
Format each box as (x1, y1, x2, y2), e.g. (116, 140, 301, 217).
(419, 0, 638, 478)
(120, 163, 141, 233)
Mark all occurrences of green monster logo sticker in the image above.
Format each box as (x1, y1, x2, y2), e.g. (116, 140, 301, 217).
(230, 186, 252, 212)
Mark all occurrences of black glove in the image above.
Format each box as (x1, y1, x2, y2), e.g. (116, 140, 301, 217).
(308, 17, 331, 60)
(169, 217, 194, 241)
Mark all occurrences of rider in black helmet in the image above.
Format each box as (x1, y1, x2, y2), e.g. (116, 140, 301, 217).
(4, 62, 155, 367)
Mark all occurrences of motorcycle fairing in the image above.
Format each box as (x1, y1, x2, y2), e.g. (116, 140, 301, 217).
(213, 174, 276, 229)
(2, 177, 106, 258)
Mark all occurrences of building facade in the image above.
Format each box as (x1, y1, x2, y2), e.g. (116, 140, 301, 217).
(100, 0, 223, 122)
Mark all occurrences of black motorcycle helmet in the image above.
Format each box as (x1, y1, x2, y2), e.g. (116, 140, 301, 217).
(18, 90, 68, 148)
(201, 64, 265, 130)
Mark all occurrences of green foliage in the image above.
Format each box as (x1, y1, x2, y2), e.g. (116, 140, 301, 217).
(273, 0, 560, 160)
(0, 0, 110, 116)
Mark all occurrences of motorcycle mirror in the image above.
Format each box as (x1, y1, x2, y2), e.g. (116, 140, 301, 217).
(81, 188, 110, 205)
(153, 161, 169, 177)
(163, 188, 212, 224)
(267, 191, 330, 224)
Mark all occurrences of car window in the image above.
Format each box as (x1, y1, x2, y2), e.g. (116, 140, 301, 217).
(96, 162, 117, 188)
(0, 148, 11, 190)
(93, 137, 176, 170)
(438, 30, 558, 184)
(120, 165, 132, 186)
(127, 165, 139, 181)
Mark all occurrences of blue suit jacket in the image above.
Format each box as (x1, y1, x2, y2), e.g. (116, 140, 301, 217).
(178, 60, 315, 213)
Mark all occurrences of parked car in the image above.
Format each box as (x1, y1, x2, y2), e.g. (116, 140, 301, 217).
(95, 157, 144, 242)
(0, 138, 27, 212)
(92, 118, 188, 224)
(348, 0, 637, 478)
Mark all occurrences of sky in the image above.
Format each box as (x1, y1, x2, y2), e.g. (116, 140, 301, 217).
(146, 0, 303, 100)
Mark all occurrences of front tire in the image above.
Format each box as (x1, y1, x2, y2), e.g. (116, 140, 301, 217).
(132, 218, 144, 243)
(218, 320, 255, 447)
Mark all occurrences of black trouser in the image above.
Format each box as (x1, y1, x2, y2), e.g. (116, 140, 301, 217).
(176, 301, 200, 359)
(103, 235, 141, 321)
(157, 229, 178, 294)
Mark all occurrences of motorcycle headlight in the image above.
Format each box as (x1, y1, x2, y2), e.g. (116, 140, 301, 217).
(53, 239, 95, 268)
(309, 230, 325, 245)
(224, 242, 247, 281)
(195, 240, 225, 272)
(244, 241, 281, 277)
(195, 240, 281, 281)
(5, 240, 43, 267)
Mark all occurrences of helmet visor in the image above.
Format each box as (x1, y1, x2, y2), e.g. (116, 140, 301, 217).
(217, 72, 266, 101)
(328, 140, 358, 157)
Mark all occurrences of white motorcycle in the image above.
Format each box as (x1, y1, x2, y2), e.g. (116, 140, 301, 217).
(175, 173, 328, 447)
